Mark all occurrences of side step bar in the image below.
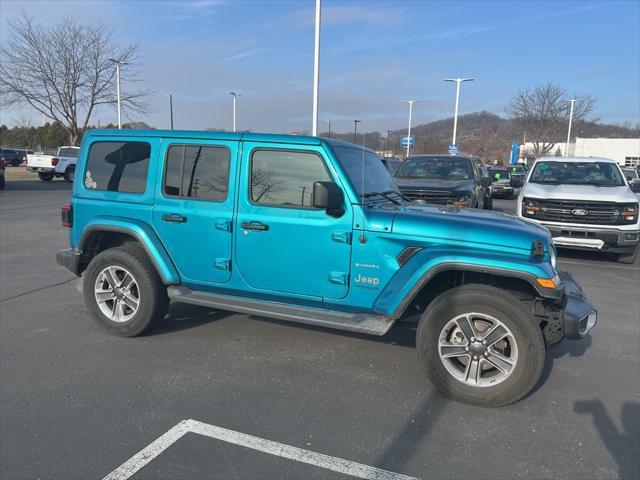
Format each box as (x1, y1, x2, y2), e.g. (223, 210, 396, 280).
(168, 286, 395, 336)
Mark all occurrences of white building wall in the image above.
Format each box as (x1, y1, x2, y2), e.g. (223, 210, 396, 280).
(520, 138, 640, 166)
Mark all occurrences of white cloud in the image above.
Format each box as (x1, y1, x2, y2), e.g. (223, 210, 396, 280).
(225, 47, 266, 62)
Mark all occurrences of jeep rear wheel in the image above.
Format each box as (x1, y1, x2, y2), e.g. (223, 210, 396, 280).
(83, 245, 168, 336)
(416, 284, 545, 407)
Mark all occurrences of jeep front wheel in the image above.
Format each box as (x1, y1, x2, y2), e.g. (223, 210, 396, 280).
(83, 245, 168, 336)
(416, 284, 545, 407)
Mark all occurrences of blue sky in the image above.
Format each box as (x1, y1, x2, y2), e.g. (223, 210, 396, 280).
(1, 0, 639, 133)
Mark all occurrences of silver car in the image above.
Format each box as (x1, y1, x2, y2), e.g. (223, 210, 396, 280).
(517, 156, 640, 264)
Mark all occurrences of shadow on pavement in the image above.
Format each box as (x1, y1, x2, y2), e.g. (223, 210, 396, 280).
(1, 179, 72, 192)
(557, 248, 619, 264)
(533, 335, 592, 395)
(375, 392, 446, 474)
(146, 302, 234, 336)
(574, 400, 640, 479)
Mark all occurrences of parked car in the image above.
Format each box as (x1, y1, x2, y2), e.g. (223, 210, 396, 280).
(508, 164, 527, 188)
(380, 156, 401, 174)
(0, 148, 25, 167)
(0, 156, 5, 189)
(393, 155, 492, 209)
(27, 146, 80, 182)
(56, 130, 597, 406)
(621, 167, 640, 188)
(518, 156, 640, 264)
(488, 167, 515, 199)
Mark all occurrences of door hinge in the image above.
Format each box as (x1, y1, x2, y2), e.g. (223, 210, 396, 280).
(329, 271, 348, 286)
(331, 231, 351, 244)
(214, 258, 231, 271)
(215, 219, 231, 232)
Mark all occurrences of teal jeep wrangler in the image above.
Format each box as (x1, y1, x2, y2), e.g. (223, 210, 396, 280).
(57, 130, 596, 406)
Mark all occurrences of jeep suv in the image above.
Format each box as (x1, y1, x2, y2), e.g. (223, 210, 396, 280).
(57, 130, 597, 406)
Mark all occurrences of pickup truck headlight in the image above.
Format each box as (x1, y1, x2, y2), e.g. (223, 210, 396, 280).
(620, 203, 638, 223)
(454, 195, 471, 206)
(522, 198, 540, 217)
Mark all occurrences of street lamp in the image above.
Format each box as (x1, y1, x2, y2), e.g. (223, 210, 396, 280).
(353, 119, 361, 143)
(229, 92, 241, 132)
(108, 59, 129, 129)
(311, 0, 321, 136)
(444, 77, 474, 146)
(325, 119, 331, 138)
(565, 98, 580, 156)
(386, 130, 392, 157)
(403, 100, 419, 158)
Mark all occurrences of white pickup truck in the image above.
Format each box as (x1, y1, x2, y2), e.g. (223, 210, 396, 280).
(27, 146, 80, 182)
(518, 156, 640, 264)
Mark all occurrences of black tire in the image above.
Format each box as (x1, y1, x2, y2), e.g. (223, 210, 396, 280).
(83, 244, 169, 337)
(64, 165, 75, 183)
(12, 159, 21, 167)
(416, 284, 545, 407)
(38, 172, 54, 182)
(615, 247, 638, 264)
(0, 176, 5, 190)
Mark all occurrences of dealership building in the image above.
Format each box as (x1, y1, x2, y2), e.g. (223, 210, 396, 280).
(521, 137, 640, 166)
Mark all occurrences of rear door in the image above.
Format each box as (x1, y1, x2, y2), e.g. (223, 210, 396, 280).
(234, 143, 353, 299)
(153, 139, 237, 285)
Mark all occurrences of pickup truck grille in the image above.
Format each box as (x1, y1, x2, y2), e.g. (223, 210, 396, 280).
(400, 188, 455, 204)
(529, 199, 635, 225)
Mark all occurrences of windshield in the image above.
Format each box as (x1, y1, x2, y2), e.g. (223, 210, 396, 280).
(622, 168, 639, 180)
(489, 169, 510, 181)
(332, 146, 399, 197)
(394, 156, 473, 180)
(530, 161, 625, 186)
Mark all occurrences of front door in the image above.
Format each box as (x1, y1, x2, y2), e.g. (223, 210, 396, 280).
(153, 139, 237, 285)
(235, 144, 352, 299)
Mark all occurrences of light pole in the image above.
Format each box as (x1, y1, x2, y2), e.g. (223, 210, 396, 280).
(565, 98, 579, 156)
(386, 130, 392, 157)
(403, 100, 419, 158)
(229, 92, 241, 132)
(325, 119, 331, 138)
(311, 0, 321, 136)
(353, 119, 361, 143)
(444, 77, 474, 146)
(108, 59, 128, 129)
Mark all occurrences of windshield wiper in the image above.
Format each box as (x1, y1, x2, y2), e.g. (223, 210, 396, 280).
(362, 191, 402, 206)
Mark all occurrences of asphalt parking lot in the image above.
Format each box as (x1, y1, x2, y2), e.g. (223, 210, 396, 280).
(1, 180, 638, 480)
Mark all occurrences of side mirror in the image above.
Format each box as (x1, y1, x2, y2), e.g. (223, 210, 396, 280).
(480, 177, 491, 187)
(313, 181, 344, 215)
(630, 182, 640, 193)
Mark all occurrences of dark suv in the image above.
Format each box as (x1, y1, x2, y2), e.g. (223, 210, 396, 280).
(393, 155, 492, 209)
(0, 149, 25, 167)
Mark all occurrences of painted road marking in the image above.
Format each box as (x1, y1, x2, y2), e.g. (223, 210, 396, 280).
(103, 419, 419, 480)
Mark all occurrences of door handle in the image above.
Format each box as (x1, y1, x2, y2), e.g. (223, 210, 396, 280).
(162, 213, 187, 223)
(241, 221, 269, 231)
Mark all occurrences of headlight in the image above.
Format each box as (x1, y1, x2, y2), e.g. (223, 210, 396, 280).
(522, 197, 540, 216)
(550, 244, 558, 270)
(620, 203, 638, 223)
(453, 195, 470, 206)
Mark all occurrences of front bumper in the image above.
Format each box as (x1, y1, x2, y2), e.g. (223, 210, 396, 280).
(559, 271, 597, 340)
(57, 248, 81, 276)
(544, 224, 640, 253)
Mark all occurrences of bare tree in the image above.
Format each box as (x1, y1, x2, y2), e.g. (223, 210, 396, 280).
(506, 83, 596, 157)
(0, 14, 148, 145)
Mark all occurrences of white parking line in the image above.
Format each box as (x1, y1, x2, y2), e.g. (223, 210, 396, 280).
(103, 419, 419, 480)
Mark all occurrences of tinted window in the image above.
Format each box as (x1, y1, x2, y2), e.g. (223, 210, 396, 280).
(395, 156, 473, 180)
(529, 161, 625, 187)
(251, 150, 330, 207)
(164, 145, 230, 201)
(85, 142, 150, 193)
(59, 147, 79, 157)
(333, 146, 399, 196)
(489, 169, 510, 181)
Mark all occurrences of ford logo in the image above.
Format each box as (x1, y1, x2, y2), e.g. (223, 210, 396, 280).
(571, 209, 589, 216)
